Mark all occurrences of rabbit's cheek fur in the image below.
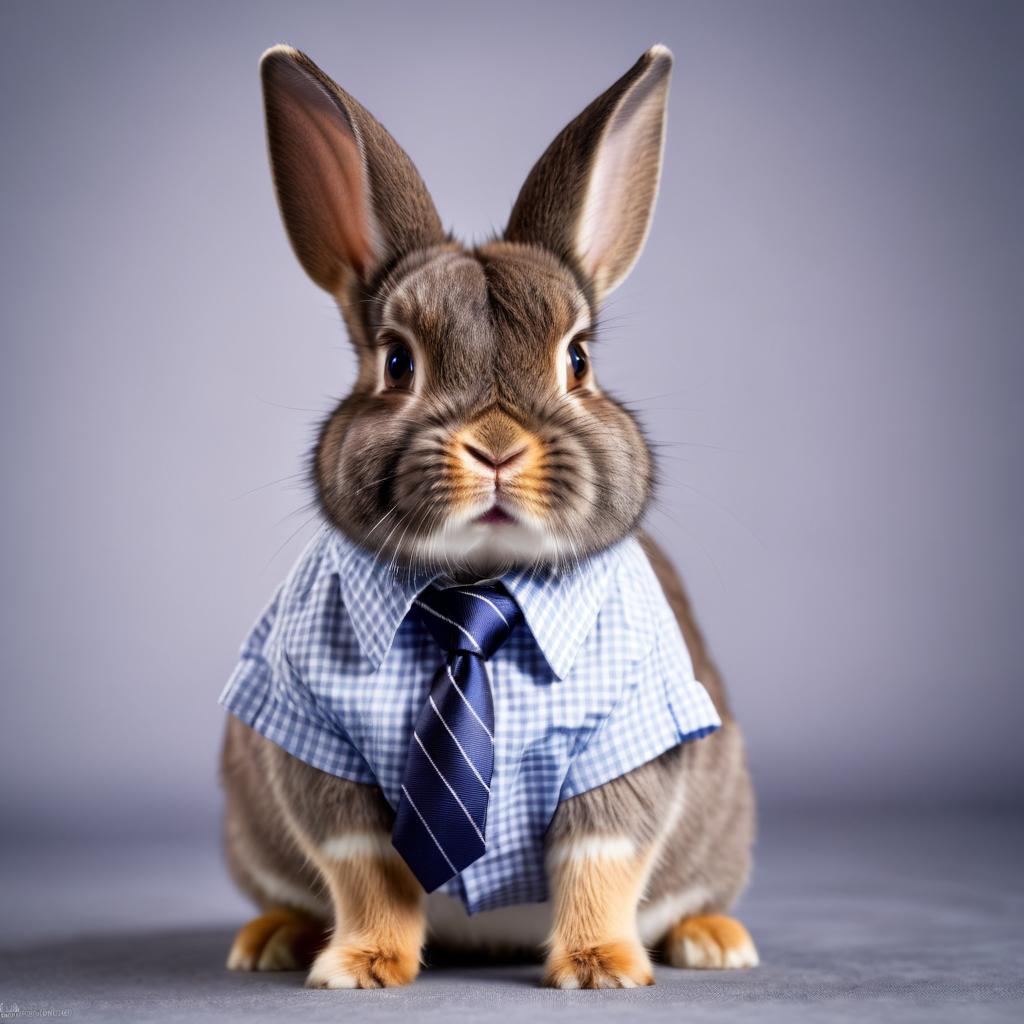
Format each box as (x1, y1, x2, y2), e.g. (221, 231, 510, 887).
(316, 379, 650, 575)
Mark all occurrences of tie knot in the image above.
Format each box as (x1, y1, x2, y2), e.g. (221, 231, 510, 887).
(415, 583, 523, 660)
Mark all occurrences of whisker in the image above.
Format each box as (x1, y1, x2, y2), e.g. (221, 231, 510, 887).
(229, 472, 308, 501)
(254, 395, 327, 414)
(261, 515, 325, 575)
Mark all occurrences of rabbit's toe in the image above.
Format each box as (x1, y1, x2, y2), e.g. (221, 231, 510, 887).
(226, 907, 326, 971)
(543, 939, 654, 989)
(306, 941, 420, 989)
(664, 914, 759, 969)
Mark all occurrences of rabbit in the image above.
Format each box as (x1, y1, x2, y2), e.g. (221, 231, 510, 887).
(220, 43, 757, 989)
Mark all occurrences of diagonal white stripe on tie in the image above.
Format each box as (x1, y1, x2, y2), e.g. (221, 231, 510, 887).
(413, 732, 486, 846)
(414, 599, 482, 651)
(429, 695, 491, 792)
(446, 664, 494, 742)
(399, 784, 458, 874)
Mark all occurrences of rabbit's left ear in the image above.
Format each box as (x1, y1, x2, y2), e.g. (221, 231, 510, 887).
(260, 45, 444, 293)
(504, 45, 672, 304)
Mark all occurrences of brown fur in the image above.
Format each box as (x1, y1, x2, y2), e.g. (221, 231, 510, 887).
(221, 44, 757, 988)
(313, 240, 654, 578)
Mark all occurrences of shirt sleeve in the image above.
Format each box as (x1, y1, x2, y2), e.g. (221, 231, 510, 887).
(219, 589, 377, 785)
(559, 631, 722, 800)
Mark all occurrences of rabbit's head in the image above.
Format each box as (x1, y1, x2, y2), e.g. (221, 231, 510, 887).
(261, 44, 672, 576)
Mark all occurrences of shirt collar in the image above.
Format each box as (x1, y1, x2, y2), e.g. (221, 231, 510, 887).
(499, 546, 623, 679)
(328, 533, 436, 670)
(327, 529, 626, 679)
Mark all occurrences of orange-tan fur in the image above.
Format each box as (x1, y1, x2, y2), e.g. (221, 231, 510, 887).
(665, 914, 759, 970)
(226, 907, 325, 972)
(450, 410, 548, 515)
(544, 841, 655, 988)
(305, 849, 426, 989)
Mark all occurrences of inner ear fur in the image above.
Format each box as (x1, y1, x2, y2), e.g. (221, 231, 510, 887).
(260, 45, 445, 293)
(504, 45, 673, 303)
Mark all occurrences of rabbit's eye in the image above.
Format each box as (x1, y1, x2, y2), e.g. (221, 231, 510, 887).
(384, 342, 414, 389)
(567, 339, 588, 385)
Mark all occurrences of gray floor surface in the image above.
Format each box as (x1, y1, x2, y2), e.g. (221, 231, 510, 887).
(1, 809, 1022, 1022)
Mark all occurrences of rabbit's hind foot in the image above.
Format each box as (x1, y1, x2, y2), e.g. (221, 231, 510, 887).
(226, 906, 327, 971)
(663, 914, 759, 970)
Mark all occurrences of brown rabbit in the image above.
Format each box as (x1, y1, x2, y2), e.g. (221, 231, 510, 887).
(220, 43, 756, 989)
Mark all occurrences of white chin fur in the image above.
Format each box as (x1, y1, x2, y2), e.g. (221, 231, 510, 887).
(414, 519, 562, 574)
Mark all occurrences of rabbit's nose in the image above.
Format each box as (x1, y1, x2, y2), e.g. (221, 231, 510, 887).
(458, 407, 534, 480)
(463, 442, 527, 473)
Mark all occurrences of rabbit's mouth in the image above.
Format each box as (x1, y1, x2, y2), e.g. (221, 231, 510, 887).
(414, 501, 560, 575)
(476, 506, 515, 525)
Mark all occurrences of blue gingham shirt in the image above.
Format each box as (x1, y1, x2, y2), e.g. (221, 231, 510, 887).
(220, 528, 721, 914)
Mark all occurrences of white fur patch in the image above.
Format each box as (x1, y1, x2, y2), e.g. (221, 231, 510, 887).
(418, 516, 561, 571)
(547, 835, 636, 868)
(320, 831, 397, 862)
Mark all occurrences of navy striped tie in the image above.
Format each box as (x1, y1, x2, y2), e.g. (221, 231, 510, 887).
(391, 582, 522, 892)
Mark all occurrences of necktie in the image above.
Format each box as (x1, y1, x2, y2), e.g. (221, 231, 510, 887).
(391, 582, 523, 892)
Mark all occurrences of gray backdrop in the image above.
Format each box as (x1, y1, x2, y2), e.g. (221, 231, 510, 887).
(2, 0, 1021, 842)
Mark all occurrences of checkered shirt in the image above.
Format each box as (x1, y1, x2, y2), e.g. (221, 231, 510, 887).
(219, 527, 721, 914)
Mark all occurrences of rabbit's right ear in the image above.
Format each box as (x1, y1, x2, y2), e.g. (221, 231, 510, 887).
(505, 45, 673, 304)
(260, 46, 444, 292)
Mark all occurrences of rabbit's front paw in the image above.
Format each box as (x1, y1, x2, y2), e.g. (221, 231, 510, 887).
(543, 939, 654, 989)
(306, 940, 420, 989)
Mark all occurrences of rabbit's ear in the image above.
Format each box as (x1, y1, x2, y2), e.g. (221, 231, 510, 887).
(505, 45, 672, 303)
(260, 46, 444, 292)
